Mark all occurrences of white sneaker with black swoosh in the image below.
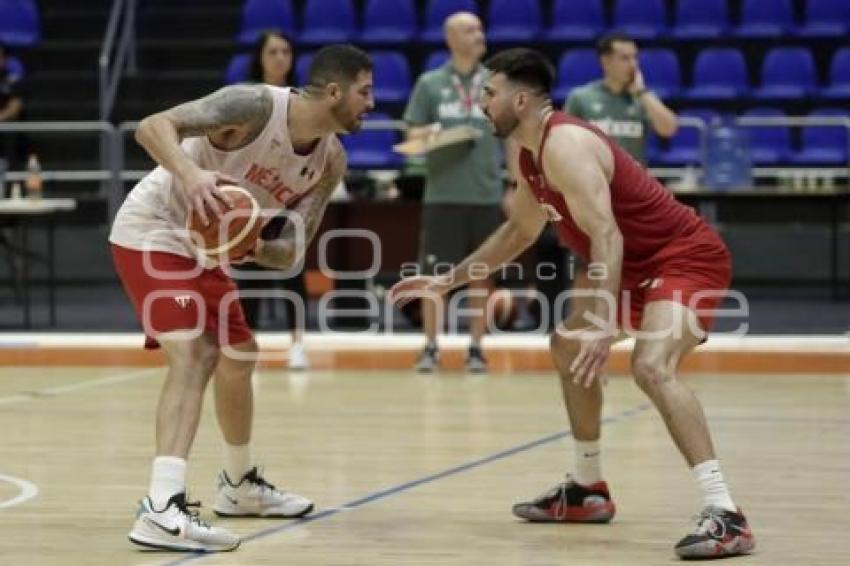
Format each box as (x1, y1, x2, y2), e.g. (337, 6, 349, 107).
(213, 467, 314, 518)
(128, 492, 240, 552)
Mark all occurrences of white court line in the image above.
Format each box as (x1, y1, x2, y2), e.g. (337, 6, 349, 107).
(2, 332, 849, 352)
(0, 367, 162, 407)
(0, 474, 39, 510)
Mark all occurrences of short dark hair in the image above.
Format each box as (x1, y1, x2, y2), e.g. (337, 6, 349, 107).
(249, 30, 294, 85)
(596, 32, 636, 57)
(307, 44, 372, 89)
(484, 48, 555, 96)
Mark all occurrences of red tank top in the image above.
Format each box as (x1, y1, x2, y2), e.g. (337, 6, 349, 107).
(519, 111, 721, 275)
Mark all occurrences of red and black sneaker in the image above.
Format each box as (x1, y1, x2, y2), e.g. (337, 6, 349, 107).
(675, 506, 756, 560)
(512, 475, 616, 523)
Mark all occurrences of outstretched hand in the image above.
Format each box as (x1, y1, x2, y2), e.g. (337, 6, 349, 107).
(388, 275, 452, 307)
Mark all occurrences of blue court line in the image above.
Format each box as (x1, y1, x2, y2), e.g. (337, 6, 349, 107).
(712, 415, 850, 424)
(163, 402, 653, 565)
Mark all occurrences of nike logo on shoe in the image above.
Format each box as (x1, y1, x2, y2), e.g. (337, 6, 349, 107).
(225, 495, 238, 505)
(145, 517, 180, 537)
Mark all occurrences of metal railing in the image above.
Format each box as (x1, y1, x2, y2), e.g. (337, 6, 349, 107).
(0, 116, 847, 220)
(99, 0, 138, 121)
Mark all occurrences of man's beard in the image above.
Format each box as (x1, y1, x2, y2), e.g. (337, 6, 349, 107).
(492, 113, 519, 139)
(331, 103, 361, 134)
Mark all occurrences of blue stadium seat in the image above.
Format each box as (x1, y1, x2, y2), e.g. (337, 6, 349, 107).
(554, 49, 601, 103)
(295, 53, 314, 85)
(224, 54, 251, 85)
(370, 51, 411, 103)
(0, 0, 40, 46)
(420, 0, 478, 43)
(736, 0, 794, 37)
(487, 0, 542, 43)
(425, 50, 450, 71)
(342, 113, 402, 169)
(612, 0, 667, 39)
(752, 47, 817, 100)
(658, 109, 719, 165)
(638, 48, 681, 99)
(792, 109, 850, 165)
(546, 0, 604, 41)
(359, 0, 416, 44)
(821, 47, 850, 100)
(673, 0, 728, 39)
(237, 0, 295, 45)
(645, 129, 662, 166)
(798, 0, 850, 38)
(299, 0, 356, 45)
(741, 108, 793, 165)
(685, 48, 749, 100)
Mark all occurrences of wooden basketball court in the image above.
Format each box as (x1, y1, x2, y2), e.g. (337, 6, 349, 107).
(0, 350, 848, 565)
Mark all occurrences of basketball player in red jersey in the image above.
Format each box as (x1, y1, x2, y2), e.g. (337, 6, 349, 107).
(110, 45, 374, 552)
(390, 48, 754, 560)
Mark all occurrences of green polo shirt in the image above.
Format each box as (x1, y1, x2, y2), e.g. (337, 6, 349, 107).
(565, 80, 648, 164)
(403, 62, 502, 205)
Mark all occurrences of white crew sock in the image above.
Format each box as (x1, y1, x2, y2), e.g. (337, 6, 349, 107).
(148, 456, 187, 511)
(692, 459, 736, 512)
(224, 442, 252, 484)
(573, 439, 602, 486)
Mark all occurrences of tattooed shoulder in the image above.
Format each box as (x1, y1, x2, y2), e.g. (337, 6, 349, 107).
(165, 84, 273, 139)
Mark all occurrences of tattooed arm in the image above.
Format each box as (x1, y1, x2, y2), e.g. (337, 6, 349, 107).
(253, 140, 347, 271)
(134, 84, 273, 223)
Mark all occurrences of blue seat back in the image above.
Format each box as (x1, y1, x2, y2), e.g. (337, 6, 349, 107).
(225, 54, 252, 85)
(692, 49, 748, 91)
(237, 0, 295, 44)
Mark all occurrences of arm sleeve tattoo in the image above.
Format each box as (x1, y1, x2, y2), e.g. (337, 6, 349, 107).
(163, 84, 273, 140)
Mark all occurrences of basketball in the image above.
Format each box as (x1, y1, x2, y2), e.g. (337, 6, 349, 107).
(187, 185, 263, 261)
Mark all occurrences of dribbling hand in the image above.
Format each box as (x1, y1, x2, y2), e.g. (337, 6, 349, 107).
(181, 168, 240, 226)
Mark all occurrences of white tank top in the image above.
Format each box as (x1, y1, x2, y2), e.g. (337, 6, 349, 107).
(109, 86, 336, 266)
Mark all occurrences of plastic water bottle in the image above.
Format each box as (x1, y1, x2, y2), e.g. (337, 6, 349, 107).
(703, 121, 752, 191)
(25, 153, 42, 200)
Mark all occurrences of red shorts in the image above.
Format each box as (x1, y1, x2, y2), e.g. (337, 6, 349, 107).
(620, 243, 732, 333)
(111, 244, 253, 349)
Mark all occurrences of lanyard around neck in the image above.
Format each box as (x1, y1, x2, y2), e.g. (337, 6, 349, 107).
(450, 69, 483, 116)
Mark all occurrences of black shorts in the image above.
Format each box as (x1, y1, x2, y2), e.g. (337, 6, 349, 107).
(418, 204, 503, 275)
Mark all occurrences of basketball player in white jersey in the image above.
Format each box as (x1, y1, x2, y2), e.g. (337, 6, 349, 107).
(109, 45, 374, 552)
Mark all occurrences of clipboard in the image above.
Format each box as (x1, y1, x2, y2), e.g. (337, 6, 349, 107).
(393, 125, 483, 156)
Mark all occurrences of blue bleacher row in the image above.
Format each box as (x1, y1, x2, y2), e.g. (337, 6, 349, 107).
(224, 43, 850, 169)
(227, 46, 850, 103)
(234, 0, 850, 46)
(2, 0, 849, 47)
(337, 108, 848, 170)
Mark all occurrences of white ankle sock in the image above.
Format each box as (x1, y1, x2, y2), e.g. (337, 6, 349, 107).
(149, 456, 186, 510)
(224, 442, 252, 484)
(692, 459, 736, 512)
(573, 440, 602, 486)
